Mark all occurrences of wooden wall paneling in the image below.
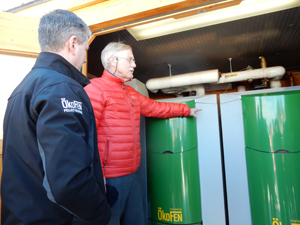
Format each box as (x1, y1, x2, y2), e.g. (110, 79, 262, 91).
(0, 12, 39, 55)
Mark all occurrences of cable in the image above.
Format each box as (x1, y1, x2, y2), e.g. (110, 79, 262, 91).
(108, 57, 118, 75)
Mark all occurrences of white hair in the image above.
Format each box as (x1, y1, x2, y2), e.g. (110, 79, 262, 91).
(101, 42, 132, 70)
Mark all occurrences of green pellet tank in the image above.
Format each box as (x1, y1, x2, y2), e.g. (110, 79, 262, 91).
(241, 90, 300, 225)
(146, 100, 202, 225)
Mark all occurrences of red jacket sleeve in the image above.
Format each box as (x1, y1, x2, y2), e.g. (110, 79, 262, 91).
(138, 94, 191, 118)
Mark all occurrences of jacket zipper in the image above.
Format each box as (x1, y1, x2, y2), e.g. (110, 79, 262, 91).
(104, 138, 110, 170)
(121, 83, 134, 106)
(121, 83, 135, 169)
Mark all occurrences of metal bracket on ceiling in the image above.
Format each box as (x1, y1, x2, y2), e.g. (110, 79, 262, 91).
(168, 64, 172, 76)
(228, 58, 233, 72)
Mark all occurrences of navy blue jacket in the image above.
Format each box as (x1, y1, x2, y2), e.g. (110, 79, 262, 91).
(1, 52, 111, 225)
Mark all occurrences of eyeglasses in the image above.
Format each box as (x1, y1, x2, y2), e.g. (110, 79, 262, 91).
(115, 56, 135, 63)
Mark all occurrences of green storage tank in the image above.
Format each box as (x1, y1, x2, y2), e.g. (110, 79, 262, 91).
(146, 100, 202, 225)
(241, 90, 300, 225)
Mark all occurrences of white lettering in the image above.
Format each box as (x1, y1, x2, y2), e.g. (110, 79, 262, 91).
(61, 98, 83, 114)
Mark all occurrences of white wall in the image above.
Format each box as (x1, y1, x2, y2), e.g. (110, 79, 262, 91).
(0, 53, 37, 140)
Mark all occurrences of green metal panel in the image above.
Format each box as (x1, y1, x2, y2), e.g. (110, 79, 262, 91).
(146, 100, 202, 224)
(241, 90, 300, 153)
(246, 148, 300, 225)
(147, 148, 202, 224)
(242, 90, 300, 225)
(146, 100, 197, 154)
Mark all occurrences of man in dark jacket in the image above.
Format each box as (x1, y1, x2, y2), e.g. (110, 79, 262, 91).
(1, 9, 111, 225)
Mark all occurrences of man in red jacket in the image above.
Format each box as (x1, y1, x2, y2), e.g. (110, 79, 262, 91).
(84, 42, 201, 225)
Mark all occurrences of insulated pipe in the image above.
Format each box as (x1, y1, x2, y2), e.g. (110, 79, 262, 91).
(146, 69, 219, 93)
(270, 80, 282, 88)
(161, 84, 205, 96)
(184, 84, 205, 96)
(145, 66, 285, 93)
(237, 86, 246, 92)
(218, 66, 285, 84)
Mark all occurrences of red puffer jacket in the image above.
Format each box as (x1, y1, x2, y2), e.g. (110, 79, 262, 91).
(84, 70, 191, 178)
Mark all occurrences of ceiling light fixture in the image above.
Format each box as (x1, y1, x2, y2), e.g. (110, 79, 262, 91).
(127, 0, 300, 41)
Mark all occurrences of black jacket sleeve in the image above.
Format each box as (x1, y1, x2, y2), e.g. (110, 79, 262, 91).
(33, 81, 111, 224)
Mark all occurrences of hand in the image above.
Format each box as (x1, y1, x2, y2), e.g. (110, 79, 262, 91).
(189, 108, 202, 119)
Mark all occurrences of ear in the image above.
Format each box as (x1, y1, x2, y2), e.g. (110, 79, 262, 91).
(68, 36, 78, 55)
(109, 56, 117, 67)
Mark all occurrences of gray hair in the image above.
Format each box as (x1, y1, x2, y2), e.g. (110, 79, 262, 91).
(101, 42, 132, 70)
(38, 9, 92, 52)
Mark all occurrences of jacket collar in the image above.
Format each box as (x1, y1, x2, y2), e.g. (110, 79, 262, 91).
(33, 52, 90, 87)
(102, 69, 125, 84)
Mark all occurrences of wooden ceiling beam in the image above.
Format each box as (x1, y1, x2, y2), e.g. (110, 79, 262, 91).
(173, 0, 243, 19)
(15, 0, 109, 17)
(85, 0, 240, 33)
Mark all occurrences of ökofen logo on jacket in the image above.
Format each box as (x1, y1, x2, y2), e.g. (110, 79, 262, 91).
(61, 98, 83, 114)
